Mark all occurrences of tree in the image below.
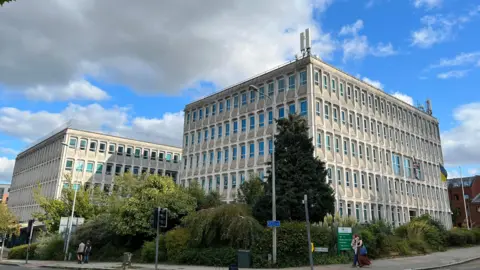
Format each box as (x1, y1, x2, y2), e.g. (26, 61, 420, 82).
(33, 176, 107, 233)
(0, 0, 15, 6)
(186, 181, 223, 210)
(237, 173, 264, 207)
(0, 203, 19, 236)
(253, 114, 335, 223)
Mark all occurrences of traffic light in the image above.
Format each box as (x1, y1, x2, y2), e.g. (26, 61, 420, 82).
(152, 208, 159, 229)
(159, 208, 168, 228)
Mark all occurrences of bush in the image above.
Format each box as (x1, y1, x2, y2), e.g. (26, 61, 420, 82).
(408, 239, 429, 254)
(140, 237, 166, 263)
(393, 239, 411, 256)
(8, 243, 38, 259)
(165, 228, 190, 262)
(179, 248, 236, 266)
(35, 234, 64, 260)
(251, 221, 333, 268)
(357, 220, 393, 259)
(447, 228, 472, 246)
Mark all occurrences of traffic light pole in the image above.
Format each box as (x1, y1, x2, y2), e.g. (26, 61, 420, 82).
(155, 207, 160, 270)
(303, 194, 314, 270)
(26, 220, 34, 264)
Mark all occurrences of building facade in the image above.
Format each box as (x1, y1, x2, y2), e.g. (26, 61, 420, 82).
(448, 176, 480, 228)
(181, 55, 451, 228)
(0, 183, 10, 204)
(9, 128, 182, 222)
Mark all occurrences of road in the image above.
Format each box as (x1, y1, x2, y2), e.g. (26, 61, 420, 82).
(441, 259, 480, 270)
(0, 266, 55, 270)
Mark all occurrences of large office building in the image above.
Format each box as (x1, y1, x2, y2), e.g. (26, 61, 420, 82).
(9, 127, 182, 222)
(181, 37, 451, 228)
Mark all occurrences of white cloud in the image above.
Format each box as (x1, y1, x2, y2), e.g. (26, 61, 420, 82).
(0, 104, 184, 147)
(468, 168, 478, 176)
(0, 0, 336, 95)
(0, 157, 15, 183)
(362, 77, 384, 89)
(430, 52, 480, 68)
(339, 20, 397, 61)
(391, 92, 414, 105)
(437, 70, 469, 79)
(370, 43, 397, 57)
(411, 7, 480, 48)
(0, 147, 18, 155)
(442, 103, 480, 165)
(413, 0, 442, 10)
(23, 80, 110, 102)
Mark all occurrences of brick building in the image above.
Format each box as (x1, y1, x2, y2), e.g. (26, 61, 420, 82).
(448, 176, 480, 228)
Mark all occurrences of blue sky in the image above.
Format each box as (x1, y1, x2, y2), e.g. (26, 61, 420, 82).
(0, 0, 479, 183)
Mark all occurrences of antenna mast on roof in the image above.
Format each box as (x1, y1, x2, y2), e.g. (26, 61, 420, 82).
(299, 28, 312, 58)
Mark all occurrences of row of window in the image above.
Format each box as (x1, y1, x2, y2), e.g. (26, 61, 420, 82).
(64, 159, 178, 177)
(68, 137, 180, 162)
(14, 140, 62, 173)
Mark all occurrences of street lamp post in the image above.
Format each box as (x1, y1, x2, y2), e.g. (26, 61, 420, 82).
(459, 167, 471, 230)
(249, 85, 277, 264)
(61, 142, 80, 261)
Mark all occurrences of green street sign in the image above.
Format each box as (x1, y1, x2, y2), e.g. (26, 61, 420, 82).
(337, 227, 353, 254)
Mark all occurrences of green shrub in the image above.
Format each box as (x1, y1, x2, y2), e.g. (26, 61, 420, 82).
(165, 228, 190, 262)
(357, 220, 394, 259)
(251, 221, 333, 268)
(313, 253, 352, 265)
(35, 234, 64, 260)
(393, 239, 411, 256)
(408, 239, 429, 254)
(94, 242, 127, 261)
(448, 228, 470, 246)
(472, 228, 480, 244)
(8, 243, 38, 259)
(140, 238, 166, 263)
(179, 248, 236, 266)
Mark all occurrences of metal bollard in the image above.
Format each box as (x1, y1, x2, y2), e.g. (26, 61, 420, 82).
(122, 252, 132, 270)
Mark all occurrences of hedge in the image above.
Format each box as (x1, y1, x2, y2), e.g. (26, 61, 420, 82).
(178, 247, 236, 266)
(140, 237, 166, 263)
(8, 243, 38, 260)
(165, 228, 190, 262)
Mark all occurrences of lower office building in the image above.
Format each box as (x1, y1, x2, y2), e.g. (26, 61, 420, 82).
(8, 127, 182, 222)
(181, 53, 452, 229)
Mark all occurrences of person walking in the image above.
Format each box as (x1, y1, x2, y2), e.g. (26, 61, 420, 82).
(83, 240, 92, 264)
(358, 243, 371, 267)
(351, 234, 362, 267)
(77, 241, 85, 264)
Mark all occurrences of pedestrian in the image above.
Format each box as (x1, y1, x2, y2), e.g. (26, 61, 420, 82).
(83, 240, 92, 264)
(358, 243, 371, 268)
(77, 241, 85, 264)
(351, 234, 362, 267)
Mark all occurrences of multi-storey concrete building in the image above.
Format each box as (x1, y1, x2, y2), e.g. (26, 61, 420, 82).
(181, 55, 451, 228)
(9, 127, 182, 222)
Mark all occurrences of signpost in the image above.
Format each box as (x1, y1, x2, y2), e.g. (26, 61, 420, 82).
(337, 227, 353, 254)
(267, 220, 280, 228)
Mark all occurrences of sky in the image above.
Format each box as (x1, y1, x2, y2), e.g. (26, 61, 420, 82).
(0, 0, 480, 183)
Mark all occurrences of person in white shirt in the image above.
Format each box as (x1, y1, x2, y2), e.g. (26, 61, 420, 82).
(77, 241, 85, 264)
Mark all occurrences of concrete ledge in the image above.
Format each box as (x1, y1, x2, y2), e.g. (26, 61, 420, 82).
(412, 256, 480, 270)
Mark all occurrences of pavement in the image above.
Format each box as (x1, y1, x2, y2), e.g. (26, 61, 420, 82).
(0, 246, 479, 270)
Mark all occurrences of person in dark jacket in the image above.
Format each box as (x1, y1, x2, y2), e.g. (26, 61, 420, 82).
(83, 240, 92, 263)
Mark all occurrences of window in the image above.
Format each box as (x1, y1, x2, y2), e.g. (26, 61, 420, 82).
(343, 140, 348, 155)
(234, 95, 239, 108)
(404, 158, 412, 178)
(359, 145, 363, 159)
(69, 137, 77, 148)
(96, 163, 103, 174)
(361, 174, 365, 189)
(151, 151, 157, 160)
(392, 153, 401, 175)
(241, 145, 246, 159)
(323, 75, 328, 88)
(314, 71, 319, 85)
(241, 119, 246, 132)
(327, 168, 332, 184)
(366, 146, 370, 160)
(218, 125, 223, 138)
(259, 113, 265, 127)
(316, 101, 321, 116)
(204, 129, 209, 141)
(316, 133, 322, 148)
(224, 148, 229, 162)
(226, 123, 230, 136)
(191, 133, 195, 145)
(373, 149, 377, 162)
(351, 143, 356, 157)
(65, 159, 73, 171)
(217, 150, 222, 163)
(219, 102, 224, 113)
(340, 83, 344, 96)
(326, 135, 331, 151)
(300, 71, 307, 85)
(268, 82, 274, 96)
(233, 121, 238, 134)
(259, 141, 265, 156)
(86, 162, 94, 173)
(126, 147, 132, 157)
(115, 164, 122, 175)
(205, 106, 209, 118)
(278, 78, 285, 92)
(331, 79, 336, 91)
(212, 103, 217, 115)
(166, 153, 172, 162)
(289, 103, 296, 115)
(250, 91, 256, 103)
(268, 110, 273, 125)
(300, 100, 307, 116)
(134, 148, 141, 158)
(278, 106, 285, 119)
(249, 115, 255, 130)
(324, 104, 329, 120)
(209, 151, 214, 165)
(99, 142, 106, 153)
(335, 137, 339, 153)
(347, 87, 351, 99)
(226, 98, 231, 110)
(346, 172, 350, 186)
(143, 149, 149, 159)
(211, 126, 215, 139)
(288, 74, 296, 90)
(241, 92, 247, 106)
(259, 86, 265, 99)
(341, 111, 346, 125)
(337, 169, 342, 185)
(354, 173, 358, 187)
(199, 108, 203, 120)
(232, 147, 237, 161)
(333, 107, 338, 122)
(193, 111, 197, 122)
(88, 141, 97, 152)
(249, 143, 255, 158)
(198, 131, 202, 143)
(76, 160, 85, 172)
(80, 139, 87, 150)
(269, 139, 273, 154)
(108, 144, 116, 154)
(232, 174, 238, 188)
